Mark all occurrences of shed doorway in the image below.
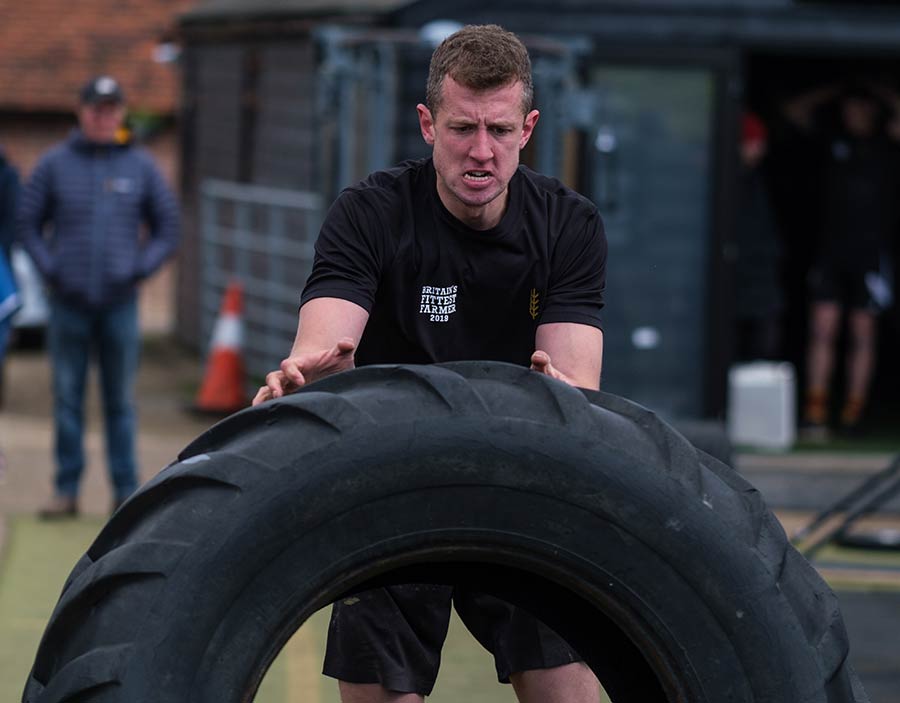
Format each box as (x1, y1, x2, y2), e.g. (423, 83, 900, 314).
(743, 52, 900, 436)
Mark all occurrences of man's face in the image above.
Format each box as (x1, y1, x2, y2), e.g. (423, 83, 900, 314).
(78, 101, 125, 144)
(417, 77, 539, 230)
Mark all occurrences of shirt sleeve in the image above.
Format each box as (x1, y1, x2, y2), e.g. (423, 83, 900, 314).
(540, 208, 607, 330)
(300, 188, 388, 311)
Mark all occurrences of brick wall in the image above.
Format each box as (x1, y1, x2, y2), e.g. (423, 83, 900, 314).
(0, 0, 195, 114)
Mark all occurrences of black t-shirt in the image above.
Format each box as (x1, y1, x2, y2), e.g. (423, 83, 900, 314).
(807, 132, 900, 270)
(301, 158, 607, 368)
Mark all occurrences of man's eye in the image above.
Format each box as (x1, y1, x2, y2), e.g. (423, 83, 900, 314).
(452, 125, 473, 133)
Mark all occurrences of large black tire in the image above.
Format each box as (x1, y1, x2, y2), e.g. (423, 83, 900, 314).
(23, 362, 867, 703)
(668, 419, 734, 468)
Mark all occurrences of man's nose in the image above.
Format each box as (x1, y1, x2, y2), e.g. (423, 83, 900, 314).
(468, 127, 493, 160)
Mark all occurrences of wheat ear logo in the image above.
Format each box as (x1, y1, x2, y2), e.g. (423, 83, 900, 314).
(529, 288, 540, 320)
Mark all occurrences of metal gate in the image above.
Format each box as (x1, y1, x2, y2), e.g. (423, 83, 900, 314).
(199, 179, 323, 380)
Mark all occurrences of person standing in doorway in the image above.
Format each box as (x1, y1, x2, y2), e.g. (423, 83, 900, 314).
(734, 112, 784, 361)
(18, 76, 180, 516)
(784, 82, 900, 437)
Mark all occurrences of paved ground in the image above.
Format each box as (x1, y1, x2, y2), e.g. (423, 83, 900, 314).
(0, 338, 215, 520)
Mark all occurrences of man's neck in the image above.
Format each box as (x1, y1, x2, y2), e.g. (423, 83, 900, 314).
(436, 183, 508, 231)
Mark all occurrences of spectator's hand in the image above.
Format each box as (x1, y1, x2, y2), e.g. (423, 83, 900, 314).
(530, 350, 577, 387)
(252, 337, 357, 405)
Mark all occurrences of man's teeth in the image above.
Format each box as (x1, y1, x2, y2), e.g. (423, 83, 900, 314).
(465, 171, 490, 180)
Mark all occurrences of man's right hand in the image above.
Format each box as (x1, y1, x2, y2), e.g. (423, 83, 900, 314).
(252, 337, 357, 406)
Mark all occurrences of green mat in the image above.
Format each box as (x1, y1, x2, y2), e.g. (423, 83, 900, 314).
(1, 515, 611, 702)
(0, 516, 106, 702)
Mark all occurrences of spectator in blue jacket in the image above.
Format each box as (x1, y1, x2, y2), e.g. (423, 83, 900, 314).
(18, 76, 180, 518)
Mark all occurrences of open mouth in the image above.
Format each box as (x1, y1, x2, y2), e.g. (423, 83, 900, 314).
(463, 170, 492, 183)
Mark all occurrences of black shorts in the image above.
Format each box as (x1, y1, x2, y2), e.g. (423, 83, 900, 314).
(322, 584, 581, 695)
(809, 258, 892, 313)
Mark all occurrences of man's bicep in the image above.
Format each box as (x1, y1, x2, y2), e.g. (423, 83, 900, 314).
(292, 297, 369, 354)
(535, 322, 604, 390)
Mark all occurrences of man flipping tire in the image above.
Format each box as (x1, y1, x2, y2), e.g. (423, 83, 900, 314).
(255, 23, 607, 703)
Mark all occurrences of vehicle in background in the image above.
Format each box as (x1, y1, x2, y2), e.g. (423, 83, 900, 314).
(10, 245, 48, 348)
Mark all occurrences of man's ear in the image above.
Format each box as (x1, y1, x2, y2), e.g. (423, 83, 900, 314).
(519, 109, 540, 150)
(417, 104, 435, 145)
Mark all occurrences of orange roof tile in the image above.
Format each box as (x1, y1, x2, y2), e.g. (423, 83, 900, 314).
(0, 0, 197, 114)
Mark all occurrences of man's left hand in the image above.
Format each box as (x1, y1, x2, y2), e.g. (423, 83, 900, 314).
(530, 350, 577, 387)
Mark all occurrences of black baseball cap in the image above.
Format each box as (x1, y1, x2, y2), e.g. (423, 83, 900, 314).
(79, 75, 125, 105)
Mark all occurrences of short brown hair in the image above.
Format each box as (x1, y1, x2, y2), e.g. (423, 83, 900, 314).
(425, 24, 533, 116)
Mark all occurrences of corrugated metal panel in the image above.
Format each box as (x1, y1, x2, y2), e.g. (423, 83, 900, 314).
(176, 44, 244, 350)
(391, 44, 432, 165)
(253, 41, 318, 190)
(195, 46, 243, 182)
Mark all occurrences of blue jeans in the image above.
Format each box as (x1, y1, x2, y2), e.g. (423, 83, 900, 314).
(49, 297, 140, 500)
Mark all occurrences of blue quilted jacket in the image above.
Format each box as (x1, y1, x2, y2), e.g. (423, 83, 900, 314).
(17, 130, 180, 309)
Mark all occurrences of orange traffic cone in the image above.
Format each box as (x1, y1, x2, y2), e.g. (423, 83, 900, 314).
(194, 282, 247, 414)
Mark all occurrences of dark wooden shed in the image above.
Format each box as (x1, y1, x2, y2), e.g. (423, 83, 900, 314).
(176, 0, 900, 423)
